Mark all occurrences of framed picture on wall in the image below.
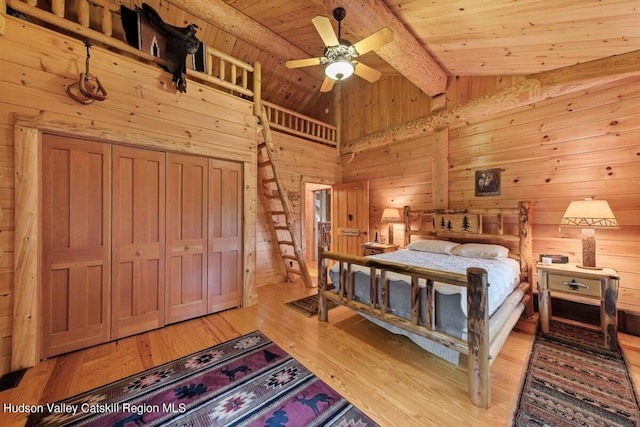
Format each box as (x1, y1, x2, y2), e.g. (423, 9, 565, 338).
(475, 169, 501, 196)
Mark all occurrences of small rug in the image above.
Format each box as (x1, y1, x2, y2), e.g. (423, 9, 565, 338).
(285, 293, 339, 317)
(512, 321, 640, 426)
(26, 331, 378, 426)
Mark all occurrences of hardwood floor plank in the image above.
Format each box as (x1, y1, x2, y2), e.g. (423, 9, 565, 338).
(0, 280, 639, 426)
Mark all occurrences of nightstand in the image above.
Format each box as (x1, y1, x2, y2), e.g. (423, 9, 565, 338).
(537, 262, 619, 349)
(362, 242, 399, 256)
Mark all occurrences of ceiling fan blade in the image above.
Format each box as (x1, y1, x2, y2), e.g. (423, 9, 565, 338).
(320, 77, 336, 93)
(285, 57, 323, 69)
(353, 27, 393, 55)
(312, 15, 340, 47)
(354, 62, 382, 83)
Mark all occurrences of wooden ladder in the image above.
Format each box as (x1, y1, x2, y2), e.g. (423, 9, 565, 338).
(256, 106, 313, 288)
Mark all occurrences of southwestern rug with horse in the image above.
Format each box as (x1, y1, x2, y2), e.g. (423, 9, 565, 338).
(26, 331, 378, 426)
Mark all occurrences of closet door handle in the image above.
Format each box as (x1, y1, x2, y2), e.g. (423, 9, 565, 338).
(136, 249, 143, 256)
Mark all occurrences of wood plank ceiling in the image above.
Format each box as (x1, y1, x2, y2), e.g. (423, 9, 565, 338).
(143, 0, 639, 116)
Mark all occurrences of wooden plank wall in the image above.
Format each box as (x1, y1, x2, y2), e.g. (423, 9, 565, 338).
(256, 132, 341, 286)
(338, 74, 640, 314)
(0, 17, 258, 375)
(338, 75, 437, 143)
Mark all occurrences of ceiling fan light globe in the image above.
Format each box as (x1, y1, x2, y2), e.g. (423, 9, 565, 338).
(325, 60, 355, 80)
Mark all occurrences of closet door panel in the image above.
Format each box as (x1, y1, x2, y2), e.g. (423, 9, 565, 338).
(41, 134, 111, 358)
(208, 159, 243, 312)
(166, 153, 208, 324)
(112, 146, 165, 339)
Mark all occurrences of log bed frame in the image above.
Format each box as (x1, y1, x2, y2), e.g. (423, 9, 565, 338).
(317, 201, 533, 408)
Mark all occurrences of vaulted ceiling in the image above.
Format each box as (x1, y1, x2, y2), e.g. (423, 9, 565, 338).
(157, 0, 639, 115)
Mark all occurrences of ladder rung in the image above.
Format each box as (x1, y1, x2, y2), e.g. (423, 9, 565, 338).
(286, 268, 302, 275)
(262, 178, 276, 184)
(264, 194, 280, 199)
(258, 142, 266, 150)
(274, 226, 289, 231)
(259, 160, 271, 168)
(282, 255, 297, 261)
(278, 240, 294, 246)
(271, 211, 285, 215)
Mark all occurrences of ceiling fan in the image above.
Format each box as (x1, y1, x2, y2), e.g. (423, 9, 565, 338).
(285, 7, 393, 92)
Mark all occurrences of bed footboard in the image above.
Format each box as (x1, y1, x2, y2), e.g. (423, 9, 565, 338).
(317, 249, 530, 408)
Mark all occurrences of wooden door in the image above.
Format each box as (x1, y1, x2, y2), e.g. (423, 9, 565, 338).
(165, 153, 208, 324)
(332, 181, 370, 256)
(112, 146, 166, 339)
(41, 134, 111, 358)
(208, 159, 243, 312)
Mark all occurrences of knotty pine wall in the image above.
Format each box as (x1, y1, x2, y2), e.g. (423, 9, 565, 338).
(0, 17, 259, 375)
(256, 131, 340, 286)
(339, 74, 640, 315)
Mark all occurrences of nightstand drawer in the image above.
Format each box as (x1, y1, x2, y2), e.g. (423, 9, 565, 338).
(363, 248, 379, 256)
(548, 273, 601, 298)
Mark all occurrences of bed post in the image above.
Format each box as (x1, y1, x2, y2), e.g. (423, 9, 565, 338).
(318, 246, 329, 322)
(467, 267, 490, 408)
(518, 201, 534, 317)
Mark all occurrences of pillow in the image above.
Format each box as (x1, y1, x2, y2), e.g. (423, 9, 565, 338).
(406, 239, 460, 255)
(450, 243, 509, 260)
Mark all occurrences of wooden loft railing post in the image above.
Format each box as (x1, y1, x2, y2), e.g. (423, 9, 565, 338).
(78, 0, 90, 27)
(253, 61, 262, 116)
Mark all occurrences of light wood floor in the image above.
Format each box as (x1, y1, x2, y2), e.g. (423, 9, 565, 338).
(2, 280, 640, 426)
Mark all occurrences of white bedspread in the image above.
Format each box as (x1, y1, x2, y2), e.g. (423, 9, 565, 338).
(331, 249, 520, 317)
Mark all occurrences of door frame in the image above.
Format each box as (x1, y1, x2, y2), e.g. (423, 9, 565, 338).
(300, 176, 335, 273)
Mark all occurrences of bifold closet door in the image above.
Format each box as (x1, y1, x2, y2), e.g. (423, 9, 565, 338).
(165, 153, 208, 324)
(41, 134, 111, 358)
(112, 146, 166, 339)
(208, 159, 243, 312)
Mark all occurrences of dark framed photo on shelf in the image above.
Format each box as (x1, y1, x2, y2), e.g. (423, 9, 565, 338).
(475, 169, 501, 196)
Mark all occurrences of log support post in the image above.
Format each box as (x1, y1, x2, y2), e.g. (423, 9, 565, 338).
(0, 0, 6, 36)
(318, 246, 328, 322)
(467, 267, 490, 408)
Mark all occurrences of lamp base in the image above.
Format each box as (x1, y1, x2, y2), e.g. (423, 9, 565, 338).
(580, 228, 598, 270)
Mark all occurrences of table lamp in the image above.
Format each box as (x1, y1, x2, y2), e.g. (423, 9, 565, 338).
(381, 208, 402, 244)
(560, 198, 619, 269)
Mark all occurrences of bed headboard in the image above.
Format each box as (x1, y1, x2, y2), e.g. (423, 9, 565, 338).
(403, 201, 533, 283)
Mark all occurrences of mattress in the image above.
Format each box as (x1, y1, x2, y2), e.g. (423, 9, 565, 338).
(329, 248, 520, 317)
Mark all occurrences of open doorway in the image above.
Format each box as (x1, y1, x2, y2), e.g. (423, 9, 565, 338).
(303, 183, 331, 276)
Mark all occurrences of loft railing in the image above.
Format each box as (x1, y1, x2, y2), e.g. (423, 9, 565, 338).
(2, 0, 338, 147)
(4, 0, 261, 112)
(263, 101, 338, 147)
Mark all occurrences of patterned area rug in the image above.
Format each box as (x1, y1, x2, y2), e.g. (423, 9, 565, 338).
(26, 331, 378, 426)
(513, 321, 640, 426)
(285, 293, 339, 317)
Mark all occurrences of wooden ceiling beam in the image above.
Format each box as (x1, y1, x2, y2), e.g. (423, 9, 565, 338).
(529, 49, 640, 87)
(311, 0, 448, 96)
(343, 50, 640, 155)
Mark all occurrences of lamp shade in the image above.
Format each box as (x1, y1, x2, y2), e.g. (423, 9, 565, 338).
(381, 208, 401, 223)
(325, 59, 355, 80)
(560, 199, 619, 229)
